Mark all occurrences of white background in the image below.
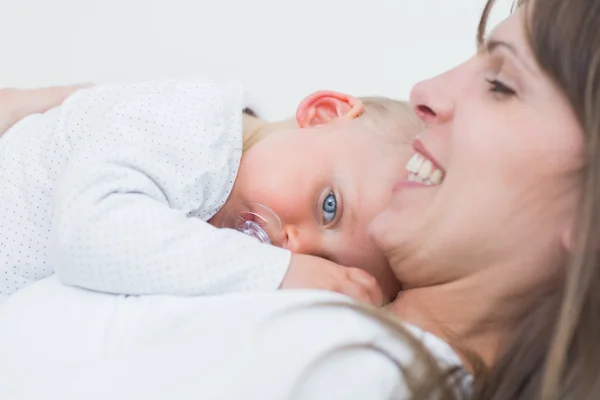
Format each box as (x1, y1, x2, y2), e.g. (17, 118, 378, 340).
(0, 0, 512, 120)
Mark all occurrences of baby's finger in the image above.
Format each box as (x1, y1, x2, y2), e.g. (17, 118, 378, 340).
(346, 268, 384, 307)
(338, 281, 376, 305)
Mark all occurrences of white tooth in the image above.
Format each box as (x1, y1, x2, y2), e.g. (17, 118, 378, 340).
(430, 169, 443, 185)
(405, 156, 414, 172)
(418, 160, 433, 179)
(413, 155, 423, 171)
(407, 174, 416, 182)
(406, 154, 419, 173)
(413, 155, 424, 172)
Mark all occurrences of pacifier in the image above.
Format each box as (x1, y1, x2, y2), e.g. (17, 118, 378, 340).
(219, 202, 285, 247)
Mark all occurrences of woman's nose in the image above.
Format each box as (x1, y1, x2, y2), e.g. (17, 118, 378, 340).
(409, 74, 454, 125)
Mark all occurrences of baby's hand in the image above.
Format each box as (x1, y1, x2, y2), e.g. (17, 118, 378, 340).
(279, 254, 383, 307)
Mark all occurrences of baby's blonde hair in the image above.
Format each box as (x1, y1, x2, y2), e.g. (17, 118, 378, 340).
(357, 96, 423, 144)
(242, 96, 422, 152)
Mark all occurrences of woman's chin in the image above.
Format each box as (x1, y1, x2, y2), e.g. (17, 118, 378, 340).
(369, 208, 408, 257)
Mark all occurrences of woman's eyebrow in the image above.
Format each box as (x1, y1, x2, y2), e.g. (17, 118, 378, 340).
(486, 39, 537, 77)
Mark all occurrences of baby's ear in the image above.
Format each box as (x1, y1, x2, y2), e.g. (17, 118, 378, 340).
(242, 107, 259, 118)
(296, 91, 364, 128)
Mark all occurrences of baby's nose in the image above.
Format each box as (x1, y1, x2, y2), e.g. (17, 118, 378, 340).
(283, 224, 320, 255)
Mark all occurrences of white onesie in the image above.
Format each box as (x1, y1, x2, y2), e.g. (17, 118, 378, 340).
(0, 79, 291, 303)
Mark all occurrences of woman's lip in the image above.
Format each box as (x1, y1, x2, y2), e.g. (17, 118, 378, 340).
(413, 137, 445, 173)
(392, 179, 430, 193)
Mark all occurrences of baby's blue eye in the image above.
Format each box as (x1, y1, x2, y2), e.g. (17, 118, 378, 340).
(322, 193, 337, 225)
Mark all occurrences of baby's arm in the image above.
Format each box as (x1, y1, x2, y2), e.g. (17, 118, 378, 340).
(50, 80, 291, 295)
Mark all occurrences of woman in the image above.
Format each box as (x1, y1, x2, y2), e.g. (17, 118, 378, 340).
(0, 0, 598, 398)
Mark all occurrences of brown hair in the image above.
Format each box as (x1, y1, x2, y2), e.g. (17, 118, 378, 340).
(472, 1, 600, 399)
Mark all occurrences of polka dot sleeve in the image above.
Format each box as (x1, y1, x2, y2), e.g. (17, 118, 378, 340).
(50, 80, 291, 295)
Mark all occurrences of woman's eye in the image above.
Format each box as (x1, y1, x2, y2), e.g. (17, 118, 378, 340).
(486, 78, 516, 96)
(322, 192, 337, 225)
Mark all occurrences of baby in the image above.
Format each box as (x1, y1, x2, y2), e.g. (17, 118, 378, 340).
(0, 78, 420, 305)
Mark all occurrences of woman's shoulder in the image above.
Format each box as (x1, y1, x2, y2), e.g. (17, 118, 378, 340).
(242, 289, 461, 364)
(236, 290, 466, 399)
(1, 281, 462, 369)
(1, 281, 467, 399)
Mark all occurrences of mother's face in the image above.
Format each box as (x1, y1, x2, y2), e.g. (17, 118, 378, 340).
(370, 9, 583, 290)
